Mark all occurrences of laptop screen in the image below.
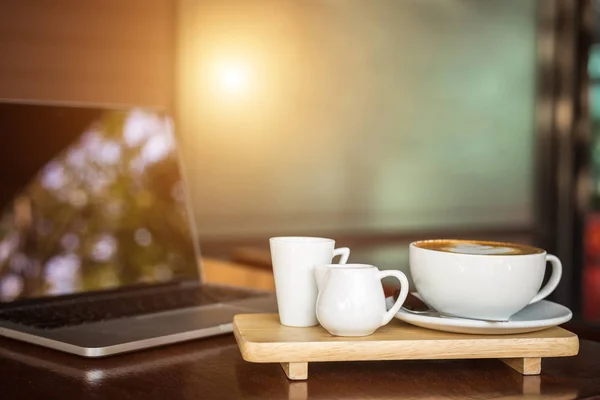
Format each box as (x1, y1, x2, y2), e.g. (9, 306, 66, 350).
(0, 102, 200, 303)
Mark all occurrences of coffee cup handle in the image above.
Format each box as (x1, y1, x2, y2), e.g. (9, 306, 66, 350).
(377, 270, 409, 326)
(332, 247, 350, 264)
(529, 254, 563, 305)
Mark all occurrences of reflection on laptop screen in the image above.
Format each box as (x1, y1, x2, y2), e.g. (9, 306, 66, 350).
(0, 103, 199, 303)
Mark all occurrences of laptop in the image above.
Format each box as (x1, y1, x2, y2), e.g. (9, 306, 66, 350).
(0, 100, 276, 357)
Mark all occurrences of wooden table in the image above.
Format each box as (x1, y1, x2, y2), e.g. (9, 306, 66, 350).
(0, 331, 598, 399)
(202, 257, 275, 291)
(0, 258, 598, 399)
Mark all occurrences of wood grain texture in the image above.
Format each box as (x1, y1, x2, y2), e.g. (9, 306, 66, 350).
(0, 333, 597, 399)
(202, 258, 275, 291)
(233, 314, 579, 367)
(280, 362, 308, 380)
(500, 357, 542, 375)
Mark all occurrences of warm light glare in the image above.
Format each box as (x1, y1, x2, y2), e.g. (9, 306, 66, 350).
(222, 67, 247, 91)
(212, 61, 253, 97)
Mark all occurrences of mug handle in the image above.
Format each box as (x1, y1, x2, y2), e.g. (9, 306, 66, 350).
(377, 270, 409, 327)
(529, 254, 562, 304)
(332, 247, 350, 264)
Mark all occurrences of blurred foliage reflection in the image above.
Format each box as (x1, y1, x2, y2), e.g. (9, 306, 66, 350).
(0, 109, 198, 302)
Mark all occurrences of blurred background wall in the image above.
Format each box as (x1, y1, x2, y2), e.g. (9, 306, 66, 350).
(0, 0, 540, 239)
(0, 0, 174, 108)
(176, 0, 539, 239)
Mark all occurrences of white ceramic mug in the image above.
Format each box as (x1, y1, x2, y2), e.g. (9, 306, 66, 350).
(269, 237, 350, 327)
(315, 264, 409, 336)
(409, 239, 563, 321)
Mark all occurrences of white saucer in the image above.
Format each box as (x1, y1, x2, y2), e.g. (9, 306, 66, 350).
(385, 295, 573, 335)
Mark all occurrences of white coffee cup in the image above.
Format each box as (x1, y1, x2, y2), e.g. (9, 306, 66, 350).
(270, 237, 350, 327)
(409, 239, 562, 321)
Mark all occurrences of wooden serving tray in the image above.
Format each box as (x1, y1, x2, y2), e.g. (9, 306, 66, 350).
(233, 314, 579, 380)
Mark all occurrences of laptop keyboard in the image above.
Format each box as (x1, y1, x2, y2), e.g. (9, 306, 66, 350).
(0, 285, 256, 330)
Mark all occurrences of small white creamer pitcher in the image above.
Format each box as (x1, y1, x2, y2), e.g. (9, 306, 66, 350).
(315, 264, 409, 336)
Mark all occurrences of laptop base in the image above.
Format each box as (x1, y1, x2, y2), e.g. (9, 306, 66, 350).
(0, 294, 277, 357)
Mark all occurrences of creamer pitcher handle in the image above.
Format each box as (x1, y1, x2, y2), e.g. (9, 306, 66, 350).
(377, 270, 409, 326)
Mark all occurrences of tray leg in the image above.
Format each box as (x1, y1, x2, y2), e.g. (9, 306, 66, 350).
(280, 362, 308, 380)
(499, 358, 542, 375)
